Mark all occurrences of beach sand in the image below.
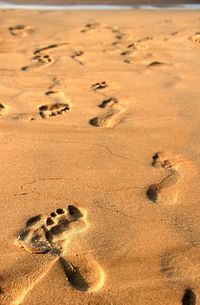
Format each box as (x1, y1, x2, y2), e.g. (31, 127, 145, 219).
(0, 7, 200, 305)
(2, 0, 200, 5)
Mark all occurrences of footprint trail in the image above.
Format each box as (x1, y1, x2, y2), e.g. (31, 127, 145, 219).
(90, 81, 125, 128)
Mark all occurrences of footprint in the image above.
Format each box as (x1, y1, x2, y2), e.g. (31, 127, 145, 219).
(81, 22, 100, 33)
(39, 91, 72, 119)
(146, 152, 196, 204)
(91, 81, 108, 91)
(182, 289, 196, 305)
(15, 204, 104, 293)
(89, 97, 125, 128)
(8, 25, 33, 37)
(190, 33, 200, 45)
(15, 205, 86, 254)
(70, 50, 85, 66)
(120, 48, 135, 64)
(48, 77, 60, 91)
(109, 26, 127, 46)
(120, 37, 153, 64)
(160, 249, 200, 287)
(22, 43, 69, 71)
(21, 54, 53, 71)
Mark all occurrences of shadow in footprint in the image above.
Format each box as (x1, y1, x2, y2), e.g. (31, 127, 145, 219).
(59, 257, 89, 292)
(0, 103, 6, 116)
(182, 288, 196, 305)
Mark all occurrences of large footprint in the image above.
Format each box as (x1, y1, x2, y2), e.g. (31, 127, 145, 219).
(15, 204, 104, 293)
(146, 152, 196, 204)
(39, 91, 72, 119)
(90, 97, 125, 128)
(90, 82, 125, 128)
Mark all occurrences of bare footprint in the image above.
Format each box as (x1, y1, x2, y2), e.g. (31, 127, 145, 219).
(39, 91, 72, 119)
(21, 42, 69, 71)
(90, 97, 125, 128)
(15, 204, 104, 294)
(190, 32, 200, 45)
(70, 50, 85, 66)
(9, 25, 33, 37)
(146, 152, 196, 204)
(81, 22, 100, 33)
(120, 36, 153, 64)
(91, 81, 108, 91)
(21, 53, 53, 71)
(15, 205, 86, 254)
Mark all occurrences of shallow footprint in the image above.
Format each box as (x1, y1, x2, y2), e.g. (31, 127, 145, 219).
(90, 97, 125, 128)
(91, 81, 108, 91)
(70, 50, 85, 66)
(9, 25, 33, 37)
(160, 248, 200, 286)
(21, 53, 53, 71)
(39, 91, 72, 119)
(81, 22, 100, 33)
(189, 32, 200, 45)
(146, 152, 196, 204)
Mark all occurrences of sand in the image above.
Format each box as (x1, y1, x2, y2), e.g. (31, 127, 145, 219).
(2, 0, 200, 5)
(0, 7, 200, 305)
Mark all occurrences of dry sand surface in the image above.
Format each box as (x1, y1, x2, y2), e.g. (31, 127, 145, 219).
(0, 7, 200, 305)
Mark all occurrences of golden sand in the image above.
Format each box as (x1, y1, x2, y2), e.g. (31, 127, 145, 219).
(0, 8, 200, 305)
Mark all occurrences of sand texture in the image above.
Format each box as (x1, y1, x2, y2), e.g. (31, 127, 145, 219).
(0, 8, 200, 305)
